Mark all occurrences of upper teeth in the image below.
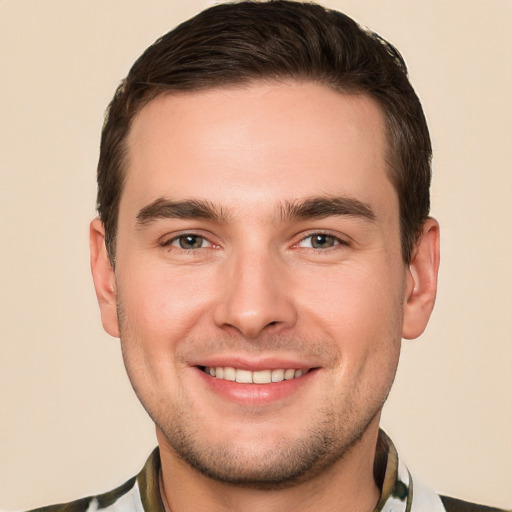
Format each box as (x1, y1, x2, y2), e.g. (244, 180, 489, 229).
(204, 367, 308, 384)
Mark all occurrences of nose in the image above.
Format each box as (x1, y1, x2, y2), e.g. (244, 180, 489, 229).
(212, 248, 297, 339)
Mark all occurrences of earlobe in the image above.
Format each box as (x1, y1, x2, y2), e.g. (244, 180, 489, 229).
(89, 218, 120, 338)
(402, 218, 440, 340)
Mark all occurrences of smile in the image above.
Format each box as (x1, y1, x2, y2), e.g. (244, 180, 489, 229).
(202, 366, 310, 384)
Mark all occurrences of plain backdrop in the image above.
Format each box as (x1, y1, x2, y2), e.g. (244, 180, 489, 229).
(0, 0, 511, 509)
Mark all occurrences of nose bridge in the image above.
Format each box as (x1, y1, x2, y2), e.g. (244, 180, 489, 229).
(213, 241, 296, 338)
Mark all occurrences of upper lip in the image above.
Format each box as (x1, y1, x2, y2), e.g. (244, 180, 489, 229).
(189, 355, 319, 372)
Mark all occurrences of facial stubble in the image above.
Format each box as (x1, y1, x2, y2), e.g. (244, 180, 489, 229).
(117, 298, 399, 490)
(152, 392, 383, 490)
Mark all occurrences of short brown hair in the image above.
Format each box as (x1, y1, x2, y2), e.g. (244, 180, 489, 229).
(97, 0, 432, 264)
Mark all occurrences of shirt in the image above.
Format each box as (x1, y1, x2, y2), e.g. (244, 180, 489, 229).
(25, 431, 509, 512)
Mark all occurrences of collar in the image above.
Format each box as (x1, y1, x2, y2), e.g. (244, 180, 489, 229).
(374, 430, 414, 512)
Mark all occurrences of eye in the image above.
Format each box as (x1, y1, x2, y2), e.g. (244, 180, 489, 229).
(297, 233, 344, 249)
(166, 234, 212, 250)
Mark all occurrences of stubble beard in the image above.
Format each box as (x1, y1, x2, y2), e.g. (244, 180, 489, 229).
(153, 398, 382, 490)
(121, 344, 387, 490)
(116, 301, 397, 490)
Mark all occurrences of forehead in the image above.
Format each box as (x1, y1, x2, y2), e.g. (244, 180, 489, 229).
(122, 81, 395, 218)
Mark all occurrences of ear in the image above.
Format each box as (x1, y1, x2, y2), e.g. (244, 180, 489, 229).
(90, 218, 120, 338)
(402, 218, 440, 340)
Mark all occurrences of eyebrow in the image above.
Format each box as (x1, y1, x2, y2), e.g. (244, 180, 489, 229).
(135, 195, 376, 227)
(277, 196, 376, 223)
(136, 198, 228, 226)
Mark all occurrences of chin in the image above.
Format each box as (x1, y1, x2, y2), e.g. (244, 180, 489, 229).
(156, 404, 381, 489)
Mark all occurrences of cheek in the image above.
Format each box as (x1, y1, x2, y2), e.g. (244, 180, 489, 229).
(300, 261, 404, 327)
(296, 261, 404, 371)
(116, 260, 217, 344)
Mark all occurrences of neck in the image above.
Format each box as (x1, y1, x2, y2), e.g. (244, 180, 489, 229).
(157, 420, 381, 512)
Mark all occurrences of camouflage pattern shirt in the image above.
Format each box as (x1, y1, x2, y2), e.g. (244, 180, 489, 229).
(23, 431, 509, 512)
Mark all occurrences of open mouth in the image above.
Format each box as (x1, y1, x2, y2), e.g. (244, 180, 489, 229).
(200, 366, 310, 384)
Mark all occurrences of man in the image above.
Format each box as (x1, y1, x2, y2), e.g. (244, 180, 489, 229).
(24, 1, 509, 511)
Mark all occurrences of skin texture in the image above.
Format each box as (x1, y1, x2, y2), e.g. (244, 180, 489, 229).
(90, 81, 440, 512)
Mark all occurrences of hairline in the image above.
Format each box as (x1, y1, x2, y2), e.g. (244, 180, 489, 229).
(105, 77, 411, 266)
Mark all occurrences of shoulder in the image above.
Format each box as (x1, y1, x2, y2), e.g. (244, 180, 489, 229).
(20, 448, 162, 512)
(406, 463, 510, 512)
(24, 476, 138, 512)
(440, 495, 511, 512)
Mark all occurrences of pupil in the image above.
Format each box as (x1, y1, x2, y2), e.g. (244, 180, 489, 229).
(180, 235, 202, 249)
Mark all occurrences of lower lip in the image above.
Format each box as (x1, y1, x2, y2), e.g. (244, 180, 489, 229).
(195, 368, 317, 406)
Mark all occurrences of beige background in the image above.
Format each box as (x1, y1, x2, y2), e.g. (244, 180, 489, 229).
(0, 0, 511, 509)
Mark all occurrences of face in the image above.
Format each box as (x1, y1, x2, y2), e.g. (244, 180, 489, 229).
(91, 82, 437, 487)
